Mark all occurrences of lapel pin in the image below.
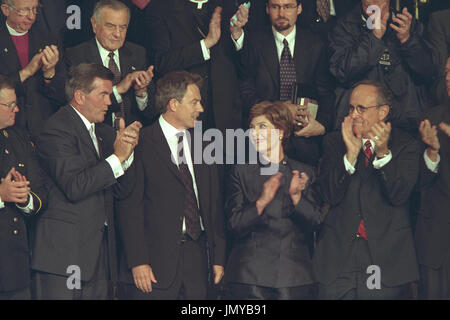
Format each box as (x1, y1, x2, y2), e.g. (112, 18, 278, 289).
(131, 66, 136, 71)
(5, 149, 9, 154)
(3, 48, 7, 53)
(18, 163, 25, 167)
(2, 130, 8, 138)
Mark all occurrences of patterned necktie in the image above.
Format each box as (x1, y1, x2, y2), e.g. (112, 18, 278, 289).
(317, 0, 331, 22)
(177, 132, 202, 240)
(357, 140, 373, 240)
(279, 39, 296, 101)
(88, 124, 100, 157)
(108, 51, 127, 122)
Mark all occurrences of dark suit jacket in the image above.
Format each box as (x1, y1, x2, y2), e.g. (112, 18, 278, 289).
(146, 0, 242, 131)
(32, 105, 135, 282)
(415, 103, 450, 269)
(0, 24, 66, 139)
(313, 128, 420, 286)
(238, 26, 335, 165)
(427, 9, 450, 105)
(116, 121, 226, 289)
(0, 127, 47, 292)
(224, 158, 322, 288)
(66, 38, 157, 126)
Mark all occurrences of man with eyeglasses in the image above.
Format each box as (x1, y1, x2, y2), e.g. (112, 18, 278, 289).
(314, 80, 420, 299)
(0, 0, 66, 140)
(328, 0, 438, 133)
(0, 74, 47, 300)
(232, 0, 335, 166)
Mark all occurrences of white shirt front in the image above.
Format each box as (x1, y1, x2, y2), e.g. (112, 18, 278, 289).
(272, 25, 296, 62)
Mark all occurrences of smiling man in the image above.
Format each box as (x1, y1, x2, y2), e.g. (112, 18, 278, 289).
(116, 71, 226, 300)
(314, 80, 420, 299)
(0, 0, 66, 140)
(32, 63, 142, 300)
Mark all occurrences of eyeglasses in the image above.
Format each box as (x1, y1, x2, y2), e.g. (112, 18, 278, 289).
(8, 3, 42, 17)
(268, 4, 298, 12)
(0, 101, 18, 111)
(348, 104, 383, 115)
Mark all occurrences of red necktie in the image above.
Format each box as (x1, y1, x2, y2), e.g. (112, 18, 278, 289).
(132, 0, 150, 10)
(357, 140, 372, 240)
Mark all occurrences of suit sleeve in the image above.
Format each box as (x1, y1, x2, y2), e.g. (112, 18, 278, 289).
(36, 127, 118, 203)
(376, 137, 420, 206)
(209, 163, 226, 267)
(225, 165, 269, 238)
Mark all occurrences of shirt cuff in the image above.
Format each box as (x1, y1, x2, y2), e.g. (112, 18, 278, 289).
(122, 152, 134, 171)
(136, 93, 148, 111)
(373, 151, 392, 169)
(113, 85, 123, 103)
(344, 155, 356, 175)
(0, 197, 4, 209)
(200, 39, 210, 61)
(16, 194, 34, 214)
(106, 154, 125, 179)
(423, 150, 440, 173)
(232, 31, 244, 51)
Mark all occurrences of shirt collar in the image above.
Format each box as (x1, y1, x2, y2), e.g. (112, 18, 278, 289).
(272, 25, 296, 48)
(6, 21, 28, 36)
(159, 114, 186, 142)
(95, 37, 119, 63)
(71, 105, 94, 132)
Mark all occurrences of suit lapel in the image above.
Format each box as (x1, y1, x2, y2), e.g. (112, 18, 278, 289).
(262, 31, 279, 92)
(118, 44, 133, 78)
(0, 25, 22, 71)
(87, 38, 104, 66)
(293, 28, 311, 84)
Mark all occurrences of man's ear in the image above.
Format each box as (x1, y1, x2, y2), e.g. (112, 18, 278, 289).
(1, 4, 10, 18)
(378, 105, 390, 121)
(91, 17, 98, 34)
(73, 90, 85, 105)
(297, 3, 303, 16)
(168, 98, 178, 112)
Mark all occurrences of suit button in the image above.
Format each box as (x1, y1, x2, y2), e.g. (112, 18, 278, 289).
(13, 217, 19, 223)
(13, 230, 19, 235)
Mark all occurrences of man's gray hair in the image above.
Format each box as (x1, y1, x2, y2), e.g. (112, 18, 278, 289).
(92, 0, 130, 23)
(2, 0, 16, 7)
(353, 79, 394, 109)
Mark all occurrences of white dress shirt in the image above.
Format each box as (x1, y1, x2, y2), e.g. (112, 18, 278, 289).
(344, 138, 392, 174)
(272, 25, 296, 62)
(159, 115, 204, 232)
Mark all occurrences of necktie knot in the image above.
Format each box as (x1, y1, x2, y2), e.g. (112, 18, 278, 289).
(108, 51, 115, 59)
(364, 140, 372, 150)
(283, 39, 289, 48)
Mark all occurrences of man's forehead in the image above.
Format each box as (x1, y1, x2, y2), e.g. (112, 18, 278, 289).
(350, 85, 378, 104)
(99, 7, 129, 23)
(14, 0, 38, 8)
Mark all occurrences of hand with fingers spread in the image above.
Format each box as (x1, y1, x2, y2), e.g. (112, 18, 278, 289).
(372, 2, 389, 40)
(390, 7, 412, 44)
(132, 264, 158, 293)
(439, 122, 450, 138)
(256, 172, 282, 215)
(294, 109, 325, 138)
(133, 66, 154, 96)
(204, 7, 222, 49)
(0, 168, 31, 204)
(114, 119, 142, 162)
(41, 45, 60, 78)
(419, 119, 440, 162)
(230, 4, 249, 40)
(116, 71, 141, 95)
(368, 121, 391, 158)
(342, 116, 362, 165)
(289, 170, 309, 206)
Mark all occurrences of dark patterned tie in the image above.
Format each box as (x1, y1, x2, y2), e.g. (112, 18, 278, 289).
(177, 132, 202, 240)
(317, 0, 331, 22)
(357, 140, 373, 240)
(108, 51, 127, 121)
(279, 39, 297, 101)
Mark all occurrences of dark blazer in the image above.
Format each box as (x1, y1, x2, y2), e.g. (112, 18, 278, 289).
(314, 128, 420, 287)
(116, 121, 226, 289)
(415, 103, 450, 269)
(0, 24, 66, 139)
(0, 127, 47, 292)
(224, 157, 322, 288)
(65, 38, 157, 126)
(146, 0, 242, 131)
(237, 26, 335, 165)
(31, 105, 135, 282)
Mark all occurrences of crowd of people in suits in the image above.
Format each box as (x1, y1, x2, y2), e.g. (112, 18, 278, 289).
(0, 0, 449, 300)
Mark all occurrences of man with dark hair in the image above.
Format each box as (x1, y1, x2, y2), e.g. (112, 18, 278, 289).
(0, 74, 47, 300)
(328, 0, 438, 132)
(0, 0, 66, 139)
(66, 0, 156, 127)
(415, 52, 450, 300)
(314, 80, 420, 299)
(32, 63, 142, 300)
(117, 70, 226, 300)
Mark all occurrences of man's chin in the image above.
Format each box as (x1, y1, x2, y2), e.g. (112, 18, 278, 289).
(273, 22, 291, 32)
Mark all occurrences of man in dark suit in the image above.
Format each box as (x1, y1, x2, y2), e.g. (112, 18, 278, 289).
(415, 54, 450, 300)
(117, 71, 226, 300)
(66, 0, 156, 127)
(32, 63, 142, 300)
(0, 0, 66, 140)
(427, 9, 450, 105)
(233, 0, 335, 166)
(314, 80, 420, 299)
(0, 74, 47, 300)
(146, 0, 243, 132)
